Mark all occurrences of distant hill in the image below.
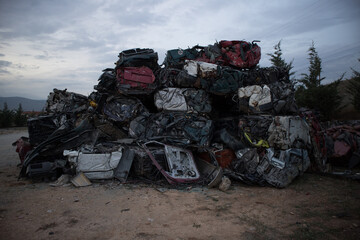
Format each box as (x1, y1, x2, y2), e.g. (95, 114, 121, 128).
(0, 97, 46, 111)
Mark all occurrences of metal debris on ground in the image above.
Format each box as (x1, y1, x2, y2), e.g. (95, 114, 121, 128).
(13, 40, 360, 189)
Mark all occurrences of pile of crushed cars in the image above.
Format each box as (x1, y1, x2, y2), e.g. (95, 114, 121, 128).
(13, 40, 360, 189)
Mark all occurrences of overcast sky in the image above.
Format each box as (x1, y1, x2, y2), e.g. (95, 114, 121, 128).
(0, 0, 359, 99)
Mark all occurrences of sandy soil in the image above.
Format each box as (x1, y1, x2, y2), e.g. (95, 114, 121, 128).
(0, 129, 359, 240)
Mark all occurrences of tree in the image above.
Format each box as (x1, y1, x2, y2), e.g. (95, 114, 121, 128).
(345, 59, 360, 112)
(267, 40, 294, 77)
(14, 103, 27, 127)
(296, 81, 342, 120)
(298, 41, 325, 88)
(0, 102, 13, 127)
(295, 41, 342, 120)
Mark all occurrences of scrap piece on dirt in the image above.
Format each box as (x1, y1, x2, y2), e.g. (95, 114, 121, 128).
(218, 176, 231, 192)
(20, 119, 98, 178)
(114, 148, 135, 183)
(71, 172, 92, 187)
(142, 141, 200, 184)
(26, 160, 66, 180)
(49, 174, 71, 187)
(195, 157, 223, 188)
(12, 137, 32, 164)
(154, 88, 211, 113)
(155, 188, 167, 193)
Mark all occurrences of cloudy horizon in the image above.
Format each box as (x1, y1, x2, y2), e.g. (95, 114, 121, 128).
(0, 0, 359, 100)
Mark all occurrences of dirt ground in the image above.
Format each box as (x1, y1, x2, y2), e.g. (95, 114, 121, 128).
(0, 129, 359, 240)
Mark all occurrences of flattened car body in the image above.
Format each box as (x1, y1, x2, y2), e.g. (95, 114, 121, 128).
(238, 85, 272, 113)
(129, 112, 213, 147)
(218, 40, 261, 69)
(64, 148, 123, 180)
(102, 96, 148, 123)
(142, 141, 200, 184)
(238, 82, 297, 115)
(163, 48, 199, 68)
(116, 48, 159, 71)
(154, 88, 211, 113)
(46, 88, 88, 114)
(195, 40, 261, 69)
(116, 67, 156, 94)
(228, 148, 310, 188)
(183, 60, 218, 78)
(267, 116, 311, 150)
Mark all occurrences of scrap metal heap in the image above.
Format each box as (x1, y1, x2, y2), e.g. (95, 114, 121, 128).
(15, 40, 360, 188)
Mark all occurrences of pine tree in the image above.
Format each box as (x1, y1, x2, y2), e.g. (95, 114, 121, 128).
(345, 59, 360, 112)
(0, 102, 13, 127)
(14, 103, 27, 126)
(295, 41, 342, 120)
(267, 40, 294, 77)
(298, 41, 325, 88)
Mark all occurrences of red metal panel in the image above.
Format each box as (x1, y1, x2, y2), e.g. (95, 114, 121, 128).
(117, 66, 155, 88)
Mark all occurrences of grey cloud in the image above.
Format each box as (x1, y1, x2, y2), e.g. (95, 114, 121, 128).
(12, 63, 26, 69)
(34, 55, 48, 60)
(0, 69, 10, 74)
(100, 0, 167, 27)
(0, 60, 11, 67)
(34, 51, 51, 60)
(60, 36, 103, 51)
(0, 53, 4, 57)
(251, 1, 360, 40)
(0, 42, 11, 49)
(0, 0, 99, 40)
(113, 11, 158, 27)
(3, 62, 40, 70)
